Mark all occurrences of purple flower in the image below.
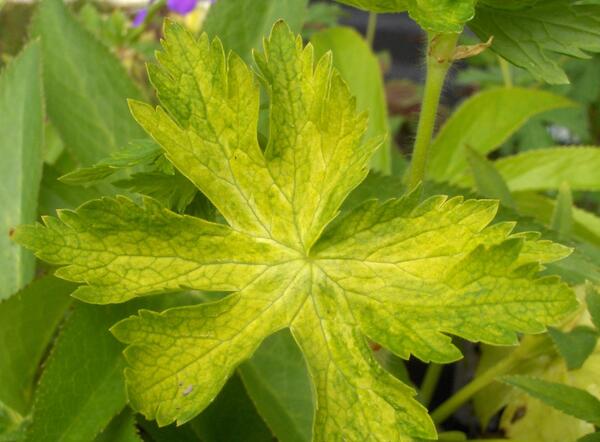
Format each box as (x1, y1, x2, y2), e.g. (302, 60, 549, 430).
(133, 0, 214, 27)
(132, 8, 148, 27)
(167, 0, 198, 15)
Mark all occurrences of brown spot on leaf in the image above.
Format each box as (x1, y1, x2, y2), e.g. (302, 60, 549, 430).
(511, 406, 527, 423)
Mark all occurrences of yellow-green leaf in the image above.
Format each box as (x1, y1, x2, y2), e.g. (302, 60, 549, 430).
(15, 21, 577, 441)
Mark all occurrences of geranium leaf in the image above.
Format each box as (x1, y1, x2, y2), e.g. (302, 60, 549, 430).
(470, 0, 600, 84)
(334, 0, 476, 33)
(15, 21, 577, 441)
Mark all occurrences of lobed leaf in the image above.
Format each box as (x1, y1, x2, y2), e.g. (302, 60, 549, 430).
(15, 21, 578, 441)
(470, 0, 600, 84)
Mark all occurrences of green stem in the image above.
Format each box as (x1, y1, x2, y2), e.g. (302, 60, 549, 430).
(498, 56, 513, 88)
(366, 12, 378, 48)
(419, 363, 443, 407)
(407, 33, 459, 190)
(126, 0, 167, 43)
(430, 336, 552, 424)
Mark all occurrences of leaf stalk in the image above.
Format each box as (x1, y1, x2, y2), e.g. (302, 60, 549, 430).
(408, 32, 458, 189)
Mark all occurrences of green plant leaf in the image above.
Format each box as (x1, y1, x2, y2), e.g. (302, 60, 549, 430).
(31, 0, 144, 166)
(311, 26, 391, 174)
(190, 374, 274, 442)
(465, 147, 515, 208)
(202, 0, 308, 60)
(0, 42, 43, 300)
(502, 375, 600, 426)
(491, 147, 600, 192)
(513, 191, 600, 248)
(59, 140, 162, 186)
(239, 330, 313, 442)
(334, 0, 476, 33)
(470, 0, 600, 84)
(428, 88, 573, 182)
(15, 22, 577, 441)
(551, 182, 574, 238)
(579, 432, 600, 442)
(333, 0, 408, 13)
(23, 302, 129, 442)
(548, 326, 598, 370)
(0, 276, 74, 416)
(587, 287, 600, 331)
(94, 409, 141, 442)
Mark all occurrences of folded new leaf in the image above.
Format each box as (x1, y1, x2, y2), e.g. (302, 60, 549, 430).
(14, 21, 577, 442)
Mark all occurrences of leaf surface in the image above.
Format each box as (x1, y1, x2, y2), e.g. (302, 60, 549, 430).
(0, 42, 43, 300)
(239, 330, 313, 442)
(311, 26, 391, 174)
(492, 147, 600, 192)
(24, 303, 129, 442)
(15, 22, 577, 441)
(203, 0, 308, 60)
(0, 277, 73, 415)
(470, 0, 600, 84)
(31, 0, 144, 165)
(548, 327, 598, 370)
(503, 375, 600, 426)
(334, 0, 476, 32)
(428, 88, 573, 182)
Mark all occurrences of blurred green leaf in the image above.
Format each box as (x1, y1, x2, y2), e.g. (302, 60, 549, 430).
(311, 26, 391, 173)
(59, 140, 162, 186)
(491, 147, 600, 192)
(579, 432, 600, 442)
(502, 376, 600, 426)
(428, 88, 573, 182)
(0, 42, 43, 300)
(513, 191, 600, 247)
(466, 147, 515, 207)
(190, 375, 273, 442)
(31, 0, 144, 166)
(23, 302, 129, 442)
(202, 0, 308, 60)
(333, 0, 407, 12)
(94, 409, 141, 442)
(239, 330, 313, 442)
(551, 182, 574, 238)
(0, 277, 73, 416)
(587, 287, 600, 331)
(334, 0, 476, 33)
(471, 1, 600, 84)
(548, 326, 598, 370)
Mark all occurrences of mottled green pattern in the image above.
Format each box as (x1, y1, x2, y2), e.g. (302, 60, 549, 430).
(335, 0, 476, 32)
(15, 22, 577, 441)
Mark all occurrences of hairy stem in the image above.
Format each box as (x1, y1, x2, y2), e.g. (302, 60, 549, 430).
(366, 12, 378, 48)
(408, 33, 459, 189)
(419, 363, 443, 407)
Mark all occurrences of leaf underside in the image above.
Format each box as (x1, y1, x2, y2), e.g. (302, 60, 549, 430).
(15, 21, 576, 441)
